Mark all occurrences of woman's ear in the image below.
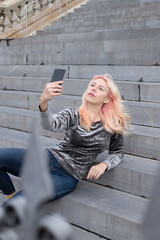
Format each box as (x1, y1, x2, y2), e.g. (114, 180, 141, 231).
(104, 98, 110, 104)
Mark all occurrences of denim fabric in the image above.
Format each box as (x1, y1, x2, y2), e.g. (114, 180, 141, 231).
(0, 148, 78, 201)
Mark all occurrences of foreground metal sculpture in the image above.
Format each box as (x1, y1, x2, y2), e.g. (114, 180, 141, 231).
(143, 166, 160, 240)
(0, 121, 72, 240)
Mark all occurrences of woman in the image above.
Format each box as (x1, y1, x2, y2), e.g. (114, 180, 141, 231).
(0, 74, 130, 202)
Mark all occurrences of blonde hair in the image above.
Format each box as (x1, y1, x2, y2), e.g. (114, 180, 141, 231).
(78, 74, 131, 135)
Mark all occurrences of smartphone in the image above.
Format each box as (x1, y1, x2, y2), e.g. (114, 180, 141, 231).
(51, 68, 66, 83)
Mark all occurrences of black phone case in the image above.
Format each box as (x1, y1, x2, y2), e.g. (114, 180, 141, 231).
(51, 68, 66, 82)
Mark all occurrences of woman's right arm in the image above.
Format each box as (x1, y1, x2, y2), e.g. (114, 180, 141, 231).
(39, 81, 76, 132)
(39, 80, 63, 112)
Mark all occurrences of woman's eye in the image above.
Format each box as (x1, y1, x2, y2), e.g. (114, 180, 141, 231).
(99, 88, 103, 91)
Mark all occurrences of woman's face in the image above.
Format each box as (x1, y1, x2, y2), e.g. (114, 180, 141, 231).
(84, 78, 110, 105)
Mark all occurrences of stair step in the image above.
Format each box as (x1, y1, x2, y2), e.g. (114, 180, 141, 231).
(0, 76, 160, 103)
(0, 65, 160, 82)
(0, 106, 159, 160)
(0, 126, 159, 198)
(45, 181, 148, 240)
(65, 7, 160, 20)
(48, 15, 160, 29)
(0, 106, 64, 140)
(42, 27, 160, 42)
(0, 90, 160, 127)
(39, 22, 149, 35)
(0, 127, 56, 149)
(80, 0, 140, 9)
(0, 65, 68, 78)
(26, 51, 160, 66)
(124, 124, 160, 160)
(1, 38, 160, 55)
(96, 152, 160, 198)
(70, 7, 160, 20)
(1, 28, 159, 48)
(0, 49, 160, 65)
(71, 225, 107, 240)
(68, 65, 160, 83)
(0, 76, 140, 101)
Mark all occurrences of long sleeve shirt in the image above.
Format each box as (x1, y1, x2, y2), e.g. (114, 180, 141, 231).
(39, 107, 124, 180)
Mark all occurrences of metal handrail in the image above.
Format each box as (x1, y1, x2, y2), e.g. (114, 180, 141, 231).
(26, 0, 69, 37)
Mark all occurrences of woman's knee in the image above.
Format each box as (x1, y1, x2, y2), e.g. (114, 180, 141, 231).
(0, 148, 26, 175)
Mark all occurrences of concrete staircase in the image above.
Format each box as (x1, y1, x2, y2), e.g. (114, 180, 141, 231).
(0, 0, 160, 239)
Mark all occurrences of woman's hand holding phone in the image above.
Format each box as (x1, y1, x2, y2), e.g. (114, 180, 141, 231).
(40, 80, 63, 112)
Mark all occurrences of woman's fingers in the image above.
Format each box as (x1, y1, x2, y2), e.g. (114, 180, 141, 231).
(49, 88, 63, 94)
(87, 167, 98, 180)
(48, 81, 64, 90)
(50, 80, 64, 85)
(87, 163, 108, 180)
(94, 172, 102, 180)
(40, 82, 64, 104)
(46, 82, 63, 96)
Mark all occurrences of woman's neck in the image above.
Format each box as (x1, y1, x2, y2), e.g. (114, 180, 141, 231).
(87, 103, 102, 122)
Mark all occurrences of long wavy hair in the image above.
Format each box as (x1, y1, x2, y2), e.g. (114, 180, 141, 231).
(78, 74, 131, 135)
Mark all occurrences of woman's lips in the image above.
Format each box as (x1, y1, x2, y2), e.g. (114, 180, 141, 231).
(88, 93, 95, 97)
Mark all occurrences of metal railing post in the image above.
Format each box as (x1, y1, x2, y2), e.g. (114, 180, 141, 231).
(66, 0, 68, 14)
(25, 0, 39, 37)
(25, 4, 28, 36)
(60, 0, 62, 20)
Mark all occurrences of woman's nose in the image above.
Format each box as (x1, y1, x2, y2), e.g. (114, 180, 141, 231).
(92, 86, 96, 91)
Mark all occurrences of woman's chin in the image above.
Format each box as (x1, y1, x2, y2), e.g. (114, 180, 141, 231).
(85, 96, 95, 104)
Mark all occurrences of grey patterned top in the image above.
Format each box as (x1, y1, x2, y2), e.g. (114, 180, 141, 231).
(39, 107, 124, 180)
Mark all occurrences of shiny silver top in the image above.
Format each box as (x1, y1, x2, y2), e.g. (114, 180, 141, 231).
(39, 107, 123, 180)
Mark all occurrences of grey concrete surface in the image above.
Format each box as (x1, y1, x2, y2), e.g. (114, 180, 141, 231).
(140, 82, 160, 102)
(25, 51, 160, 65)
(64, 7, 160, 21)
(0, 65, 69, 78)
(0, 106, 65, 140)
(71, 225, 107, 240)
(0, 90, 31, 109)
(1, 38, 160, 55)
(1, 64, 160, 82)
(48, 15, 160, 30)
(45, 181, 147, 240)
(41, 27, 160, 41)
(0, 55, 26, 65)
(38, 24, 148, 35)
(74, 0, 139, 11)
(0, 41, 104, 55)
(1, 28, 160, 48)
(124, 125, 160, 160)
(125, 101, 160, 128)
(0, 50, 160, 65)
(96, 153, 160, 198)
(68, 65, 160, 82)
(0, 77, 142, 101)
(0, 127, 57, 148)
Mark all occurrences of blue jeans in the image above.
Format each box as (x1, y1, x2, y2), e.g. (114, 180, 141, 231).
(0, 148, 78, 202)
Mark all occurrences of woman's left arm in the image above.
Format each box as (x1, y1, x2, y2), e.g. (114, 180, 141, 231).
(103, 132, 123, 171)
(87, 133, 123, 180)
